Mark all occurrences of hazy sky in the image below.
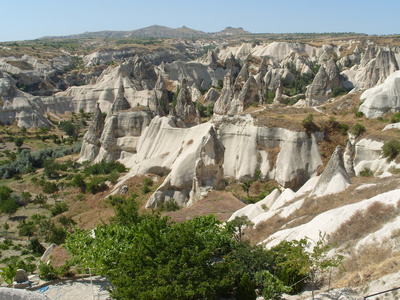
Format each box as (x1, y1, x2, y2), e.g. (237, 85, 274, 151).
(1, 0, 399, 42)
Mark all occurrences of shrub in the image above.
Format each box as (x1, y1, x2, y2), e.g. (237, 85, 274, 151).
(255, 270, 291, 300)
(48, 226, 67, 245)
(28, 237, 45, 255)
(72, 174, 86, 193)
(84, 159, 126, 176)
(141, 184, 150, 194)
(332, 86, 347, 97)
(350, 123, 366, 137)
(354, 111, 364, 118)
(87, 176, 107, 194)
(338, 123, 349, 135)
(382, 140, 400, 162)
(39, 261, 58, 281)
(51, 202, 68, 217)
(302, 114, 318, 133)
(14, 137, 24, 148)
(391, 111, 400, 123)
(164, 199, 180, 212)
(43, 181, 58, 194)
(359, 168, 374, 177)
(108, 170, 120, 184)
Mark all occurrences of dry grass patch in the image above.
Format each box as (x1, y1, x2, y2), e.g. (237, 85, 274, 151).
(328, 201, 399, 246)
(164, 190, 245, 223)
(244, 176, 400, 245)
(334, 244, 400, 289)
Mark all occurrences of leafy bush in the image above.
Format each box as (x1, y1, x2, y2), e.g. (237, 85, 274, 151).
(354, 111, 364, 118)
(302, 114, 318, 133)
(0, 186, 18, 215)
(332, 86, 347, 97)
(382, 140, 400, 162)
(164, 199, 180, 212)
(359, 168, 374, 177)
(48, 226, 67, 245)
(84, 159, 127, 176)
(87, 176, 107, 194)
(43, 181, 58, 194)
(350, 123, 366, 137)
(255, 270, 291, 300)
(39, 261, 58, 281)
(391, 112, 400, 123)
(51, 202, 68, 216)
(28, 237, 45, 255)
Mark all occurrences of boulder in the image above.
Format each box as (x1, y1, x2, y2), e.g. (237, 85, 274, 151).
(311, 146, 351, 197)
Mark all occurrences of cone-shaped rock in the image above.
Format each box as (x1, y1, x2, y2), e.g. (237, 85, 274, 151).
(311, 145, 351, 197)
(78, 103, 104, 162)
(110, 81, 130, 114)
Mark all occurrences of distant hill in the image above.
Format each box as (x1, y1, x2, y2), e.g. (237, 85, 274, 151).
(40, 25, 252, 39)
(212, 26, 251, 36)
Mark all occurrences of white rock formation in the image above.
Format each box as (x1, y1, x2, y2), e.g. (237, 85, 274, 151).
(140, 117, 224, 208)
(311, 146, 351, 197)
(359, 70, 400, 118)
(306, 59, 343, 106)
(215, 115, 323, 189)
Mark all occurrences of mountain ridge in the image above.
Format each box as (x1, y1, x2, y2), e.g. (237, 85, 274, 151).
(40, 25, 253, 39)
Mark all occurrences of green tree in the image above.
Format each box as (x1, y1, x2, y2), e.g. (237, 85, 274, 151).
(72, 173, 86, 193)
(226, 215, 253, 243)
(14, 137, 24, 148)
(242, 179, 253, 198)
(33, 193, 47, 207)
(59, 121, 78, 138)
(18, 220, 37, 240)
(0, 186, 18, 215)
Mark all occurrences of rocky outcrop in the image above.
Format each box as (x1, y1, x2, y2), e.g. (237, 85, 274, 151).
(0, 71, 50, 128)
(358, 47, 399, 89)
(214, 67, 261, 115)
(110, 81, 131, 114)
(359, 70, 400, 118)
(344, 139, 356, 177)
(173, 79, 199, 126)
(214, 115, 323, 189)
(306, 59, 343, 106)
(203, 87, 220, 103)
(79, 104, 105, 162)
(80, 108, 152, 163)
(311, 146, 351, 197)
(146, 124, 225, 208)
(213, 71, 234, 115)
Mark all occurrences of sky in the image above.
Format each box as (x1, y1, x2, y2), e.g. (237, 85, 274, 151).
(1, 0, 399, 42)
